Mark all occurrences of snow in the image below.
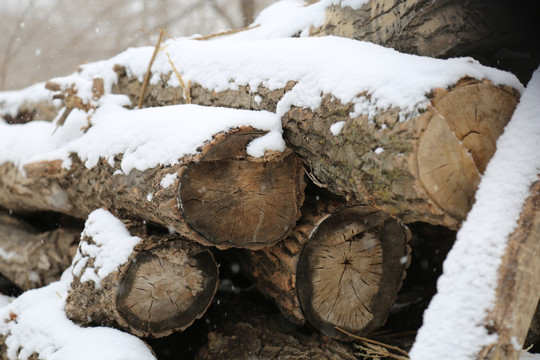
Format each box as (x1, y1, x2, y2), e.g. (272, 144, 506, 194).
(160, 172, 178, 189)
(71, 209, 141, 288)
(330, 121, 346, 135)
(220, 0, 368, 40)
(0, 209, 156, 360)
(0, 295, 13, 308)
(0, 24, 522, 177)
(0, 82, 56, 118)
(410, 67, 540, 359)
(0, 104, 282, 174)
(0, 277, 155, 360)
(3, 37, 521, 133)
(246, 130, 286, 157)
(150, 37, 522, 119)
(0, 247, 20, 261)
(216, 0, 369, 41)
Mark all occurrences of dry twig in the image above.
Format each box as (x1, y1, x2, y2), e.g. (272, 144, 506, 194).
(335, 326, 410, 360)
(166, 53, 191, 104)
(138, 29, 165, 109)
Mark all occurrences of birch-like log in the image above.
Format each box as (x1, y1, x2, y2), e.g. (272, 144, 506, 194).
(65, 213, 219, 338)
(0, 212, 79, 290)
(0, 126, 305, 249)
(245, 200, 411, 340)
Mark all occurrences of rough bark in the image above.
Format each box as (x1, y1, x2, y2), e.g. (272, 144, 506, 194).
(0, 126, 305, 249)
(110, 68, 519, 228)
(477, 179, 540, 360)
(310, 0, 534, 59)
(0, 212, 79, 290)
(196, 317, 357, 360)
(65, 228, 219, 338)
(245, 199, 411, 340)
(284, 78, 519, 229)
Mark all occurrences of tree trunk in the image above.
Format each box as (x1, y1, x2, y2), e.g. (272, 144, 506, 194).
(245, 199, 411, 340)
(476, 179, 540, 360)
(310, 0, 533, 59)
(0, 126, 305, 249)
(0, 212, 79, 290)
(65, 221, 219, 338)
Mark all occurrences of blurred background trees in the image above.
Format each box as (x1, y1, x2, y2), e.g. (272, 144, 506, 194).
(0, 0, 276, 90)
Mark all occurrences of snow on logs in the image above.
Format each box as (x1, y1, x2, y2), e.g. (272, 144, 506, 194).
(0, 106, 305, 249)
(1, 37, 523, 230)
(121, 76, 520, 229)
(65, 209, 219, 338)
(104, 41, 522, 229)
(244, 199, 411, 340)
(0, 212, 79, 290)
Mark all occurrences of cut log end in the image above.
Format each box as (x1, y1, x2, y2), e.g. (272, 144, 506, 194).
(179, 129, 304, 249)
(418, 80, 518, 219)
(296, 206, 410, 340)
(116, 240, 218, 338)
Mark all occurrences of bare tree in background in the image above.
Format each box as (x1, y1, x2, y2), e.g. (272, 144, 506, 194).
(0, 0, 274, 91)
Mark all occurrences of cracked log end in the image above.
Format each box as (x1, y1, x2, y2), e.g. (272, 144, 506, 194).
(116, 240, 218, 338)
(418, 79, 518, 219)
(296, 206, 410, 340)
(179, 128, 305, 249)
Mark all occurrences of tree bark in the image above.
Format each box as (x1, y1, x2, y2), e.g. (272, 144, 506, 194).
(110, 68, 519, 229)
(0, 126, 305, 249)
(0, 212, 79, 290)
(310, 0, 534, 59)
(244, 199, 411, 340)
(65, 224, 219, 338)
(284, 78, 519, 229)
(476, 179, 540, 360)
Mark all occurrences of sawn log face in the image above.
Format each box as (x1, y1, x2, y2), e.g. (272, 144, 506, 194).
(0, 127, 305, 249)
(246, 201, 411, 340)
(66, 233, 219, 338)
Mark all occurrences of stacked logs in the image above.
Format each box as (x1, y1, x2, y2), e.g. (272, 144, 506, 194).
(0, 77, 520, 352)
(0, 3, 533, 358)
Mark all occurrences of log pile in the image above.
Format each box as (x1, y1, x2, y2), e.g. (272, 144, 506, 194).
(0, 1, 538, 359)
